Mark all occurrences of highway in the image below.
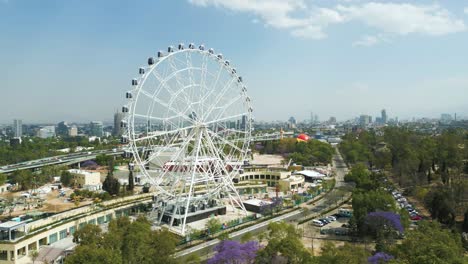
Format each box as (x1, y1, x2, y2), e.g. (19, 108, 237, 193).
(0, 148, 125, 174)
(0, 132, 288, 174)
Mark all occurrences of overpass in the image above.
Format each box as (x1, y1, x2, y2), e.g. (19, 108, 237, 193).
(0, 132, 289, 174)
(0, 149, 125, 174)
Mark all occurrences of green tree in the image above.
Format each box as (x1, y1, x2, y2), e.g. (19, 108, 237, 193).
(11, 170, 33, 190)
(240, 231, 253, 243)
(255, 222, 313, 264)
(60, 170, 74, 187)
(102, 174, 120, 195)
(463, 209, 468, 233)
(29, 250, 39, 264)
(0, 174, 6, 185)
(206, 217, 222, 237)
(66, 216, 178, 264)
(73, 224, 103, 246)
(317, 242, 370, 264)
(390, 221, 465, 264)
(66, 245, 122, 264)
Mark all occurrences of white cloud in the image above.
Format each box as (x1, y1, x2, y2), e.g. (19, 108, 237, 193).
(188, 0, 308, 29)
(353, 35, 379, 46)
(337, 3, 466, 36)
(464, 7, 468, 15)
(188, 1, 466, 43)
(291, 25, 327, 39)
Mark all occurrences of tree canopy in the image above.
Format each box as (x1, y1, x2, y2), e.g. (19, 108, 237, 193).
(66, 216, 179, 264)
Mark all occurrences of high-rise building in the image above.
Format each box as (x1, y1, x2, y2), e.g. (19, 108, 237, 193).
(13, 119, 22, 138)
(440, 114, 453, 124)
(56, 121, 69, 137)
(359, 115, 372, 127)
(381, 109, 388, 124)
(69, 126, 78, 137)
(288, 116, 297, 129)
(113, 112, 124, 136)
(328, 117, 337, 124)
(89, 121, 103, 137)
(240, 115, 247, 130)
(37, 126, 55, 138)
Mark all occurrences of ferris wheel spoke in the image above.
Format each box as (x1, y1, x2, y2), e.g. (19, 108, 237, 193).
(202, 112, 248, 127)
(139, 88, 193, 124)
(167, 56, 193, 106)
(207, 130, 244, 154)
(134, 124, 196, 142)
(201, 77, 237, 121)
(209, 94, 243, 122)
(199, 61, 224, 118)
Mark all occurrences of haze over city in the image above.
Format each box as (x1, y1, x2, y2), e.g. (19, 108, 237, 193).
(1, 0, 468, 123)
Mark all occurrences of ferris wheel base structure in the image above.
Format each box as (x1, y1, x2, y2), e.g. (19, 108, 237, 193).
(159, 204, 227, 227)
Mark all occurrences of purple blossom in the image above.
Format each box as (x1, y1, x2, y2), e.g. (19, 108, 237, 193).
(208, 240, 261, 264)
(366, 211, 404, 233)
(368, 252, 394, 264)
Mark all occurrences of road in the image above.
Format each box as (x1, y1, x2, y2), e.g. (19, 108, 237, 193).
(176, 146, 351, 259)
(0, 149, 125, 173)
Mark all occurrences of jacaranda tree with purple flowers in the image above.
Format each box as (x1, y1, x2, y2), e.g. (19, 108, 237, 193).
(366, 211, 404, 234)
(368, 252, 394, 264)
(365, 211, 403, 252)
(207, 240, 260, 264)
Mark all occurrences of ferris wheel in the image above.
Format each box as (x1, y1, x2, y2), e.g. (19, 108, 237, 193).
(121, 43, 253, 234)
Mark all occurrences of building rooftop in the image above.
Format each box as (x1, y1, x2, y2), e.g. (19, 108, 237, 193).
(294, 170, 325, 178)
(243, 199, 272, 207)
(0, 221, 26, 230)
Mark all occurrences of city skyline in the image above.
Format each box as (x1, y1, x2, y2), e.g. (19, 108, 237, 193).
(1, 0, 468, 123)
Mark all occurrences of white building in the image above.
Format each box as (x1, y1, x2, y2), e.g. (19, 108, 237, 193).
(13, 120, 22, 138)
(68, 169, 101, 188)
(37, 126, 55, 138)
(293, 170, 326, 181)
(68, 126, 78, 137)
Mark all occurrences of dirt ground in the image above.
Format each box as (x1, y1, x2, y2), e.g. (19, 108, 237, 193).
(0, 188, 92, 219)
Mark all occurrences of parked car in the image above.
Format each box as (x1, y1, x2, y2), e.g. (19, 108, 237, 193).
(312, 219, 325, 227)
(410, 215, 422, 221)
(326, 215, 337, 221)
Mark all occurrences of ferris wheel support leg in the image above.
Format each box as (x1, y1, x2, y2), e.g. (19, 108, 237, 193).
(181, 129, 204, 236)
(226, 184, 247, 215)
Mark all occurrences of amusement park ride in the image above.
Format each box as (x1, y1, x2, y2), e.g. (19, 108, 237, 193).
(121, 43, 253, 235)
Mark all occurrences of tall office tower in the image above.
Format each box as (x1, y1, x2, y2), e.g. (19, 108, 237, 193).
(440, 114, 453, 124)
(310, 112, 314, 124)
(56, 121, 70, 137)
(13, 119, 22, 138)
(113, 112, 124, 136)
(89, 121, 103, 137)
(288, 116, 297, 129)
(381, 109, 388, 124)
(359, 115, 372, 127)
(240, 115, 247, 130)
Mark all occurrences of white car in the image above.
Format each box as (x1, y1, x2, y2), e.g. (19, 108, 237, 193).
(312, 219, 325, 227)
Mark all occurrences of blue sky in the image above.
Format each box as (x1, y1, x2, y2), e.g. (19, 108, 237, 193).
(1, 0, 468, 123)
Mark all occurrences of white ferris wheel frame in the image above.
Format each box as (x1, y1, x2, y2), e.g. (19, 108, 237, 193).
(123, 44, 253, 235)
